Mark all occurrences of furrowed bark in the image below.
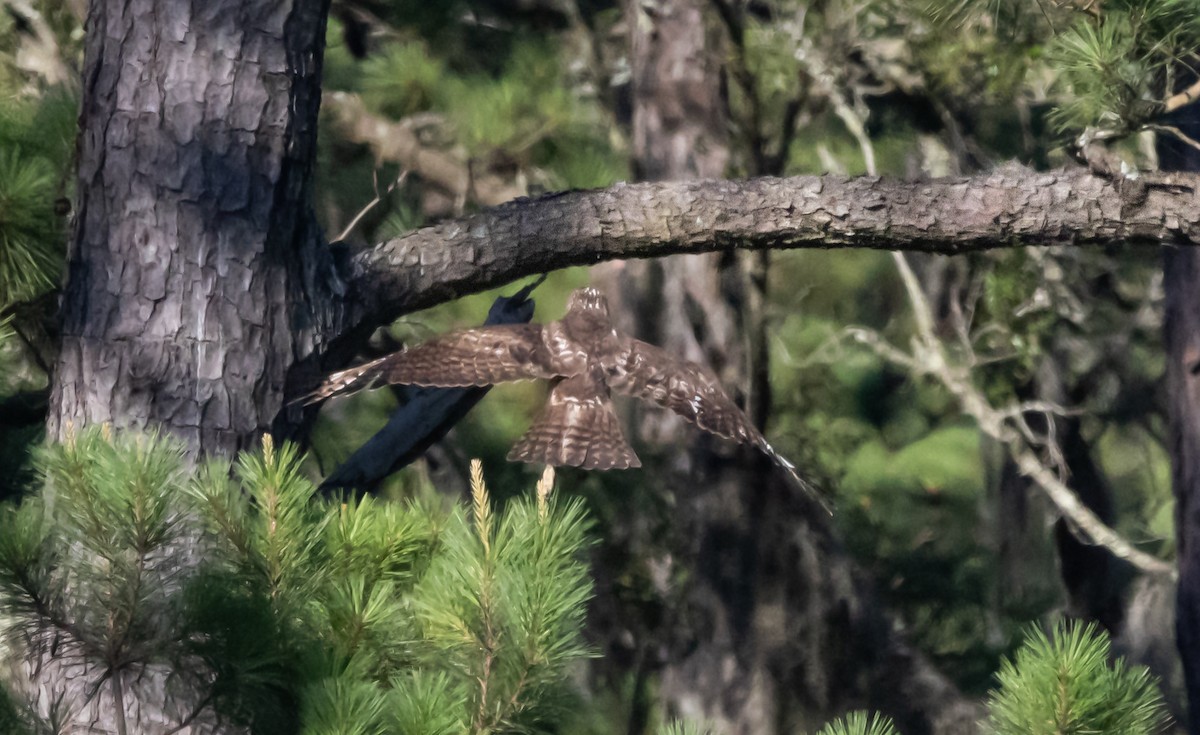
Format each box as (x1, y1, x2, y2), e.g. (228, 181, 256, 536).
(38, 3, 340, 731)
(49, 0, 341, 458)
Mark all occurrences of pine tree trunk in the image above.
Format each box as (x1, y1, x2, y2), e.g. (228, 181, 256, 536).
(35, 1, 335, 731)
(1164, 103, 1200, 730)
(48, 0, 340, 458)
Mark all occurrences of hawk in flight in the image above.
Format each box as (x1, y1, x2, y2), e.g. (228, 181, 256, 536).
(303, 287, 816, 500)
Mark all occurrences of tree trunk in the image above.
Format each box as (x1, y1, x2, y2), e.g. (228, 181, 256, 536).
(1165, 108, 1200, 730)
(35, 1, 335, 731)
(603, 2, 756, 731)
(48, 0, 340, 458)
(1167, 238, 1200, 733)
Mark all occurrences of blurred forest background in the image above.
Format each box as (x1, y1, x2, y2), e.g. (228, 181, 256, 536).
(0, 0, 1192, 733)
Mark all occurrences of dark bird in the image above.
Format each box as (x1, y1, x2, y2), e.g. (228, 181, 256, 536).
(302, 287, 819, 503)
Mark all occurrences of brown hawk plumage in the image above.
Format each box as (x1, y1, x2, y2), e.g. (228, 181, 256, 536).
(302, 287, 816, 498)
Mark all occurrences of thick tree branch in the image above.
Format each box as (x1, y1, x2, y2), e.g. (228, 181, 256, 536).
(346, 167, 1200, 330)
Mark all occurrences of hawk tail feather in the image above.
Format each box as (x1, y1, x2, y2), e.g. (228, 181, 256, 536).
(509, 394, 641, 471)
(757, 437, 832, 515)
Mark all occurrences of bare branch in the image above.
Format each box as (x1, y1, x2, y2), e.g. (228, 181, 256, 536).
(803, 50, 878, 176)
(1007, 441, 1173, 576)
(993, 400, 1081, 421)
(1147, 124, 1200, 155)
(836, 328, 920, 372)
(814, 250, 1174, 577)
(889, 251, 1175, 578)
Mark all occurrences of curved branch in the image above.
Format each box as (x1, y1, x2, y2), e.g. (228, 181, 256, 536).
(346, 167, 1200, 331)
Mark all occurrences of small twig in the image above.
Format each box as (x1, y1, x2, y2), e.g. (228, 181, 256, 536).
(1146, 124, 1200, 156)
(993, 400, 1081, 421)
(1009, 442, 1173, 576)
(323, 91, 523, 208)
(838, 328, 920, 371)
(335, 169, 409, 243)
(1163, 77, 1200, 115)
(1032, 0, 1057, 31)
(804, 53, 878, 177)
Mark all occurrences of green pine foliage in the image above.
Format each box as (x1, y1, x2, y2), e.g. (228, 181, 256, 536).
(0, 148, 58, 305)
(0, 429, 594, 735)
(985, 621, 1170, 735)
(917, 0, 1200, 141)
(0, 428, 191, 722)
(815, 712, 900, 735)
(0, 86, 73, 364)
(658, 628, 1168, 735)
(0, 431, 1177, 735)
(358, 42, 446, 120)
(0, 88, 75, 309)
(412, 463, 594, 731)
(1048, 0, 1200, 134)
(657, 711, 900, 735)
(323, 28, 626, 216)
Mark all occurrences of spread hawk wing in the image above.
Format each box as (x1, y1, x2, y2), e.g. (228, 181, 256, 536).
(605, 338, 762, 445)
(508, 371, 640, 470)
(298, 324, 560, 405)
(605, 337, 826, 510)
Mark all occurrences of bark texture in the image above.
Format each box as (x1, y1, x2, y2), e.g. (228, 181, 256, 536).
(41, 1, 336, 727)
(1164, 104, 1200, 730)
(346, 167, 1200, 348)
(49, 0, 341, 457)
(594, 1, 749, 730)
(1167, 235, 1200, 732)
